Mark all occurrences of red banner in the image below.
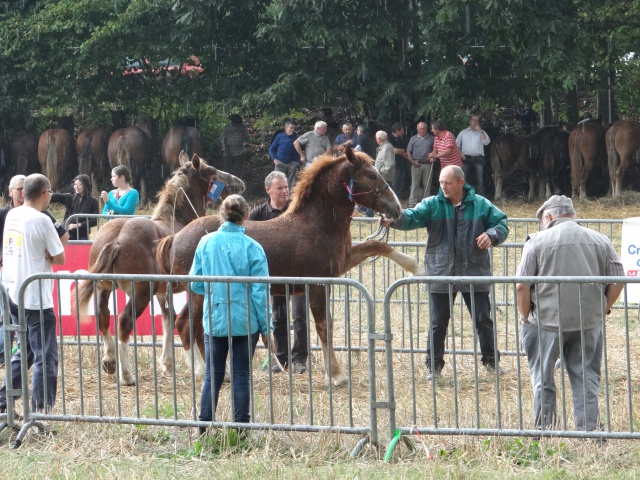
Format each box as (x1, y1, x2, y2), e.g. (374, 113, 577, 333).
(52, 244, 186, 336)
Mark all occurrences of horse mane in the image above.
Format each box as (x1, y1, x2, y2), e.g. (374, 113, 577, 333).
(151, 161, 198, 221)
(285, 151, 373, 215)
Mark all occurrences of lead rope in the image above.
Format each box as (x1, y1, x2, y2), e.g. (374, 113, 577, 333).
(165, 186, 211, 308)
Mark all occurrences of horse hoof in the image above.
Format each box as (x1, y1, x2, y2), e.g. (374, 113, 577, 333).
(102, 360, 116, 375)
(122, 378, 136, 387)
(332, 374, 349, 388)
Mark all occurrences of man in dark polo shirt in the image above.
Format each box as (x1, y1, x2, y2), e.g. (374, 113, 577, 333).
(249, 171, 308, 374)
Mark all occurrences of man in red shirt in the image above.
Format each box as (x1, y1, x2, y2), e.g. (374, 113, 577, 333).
(428, 120, 462, 169)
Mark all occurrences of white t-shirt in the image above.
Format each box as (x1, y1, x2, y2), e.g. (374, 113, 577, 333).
(2, 206, 64, 309)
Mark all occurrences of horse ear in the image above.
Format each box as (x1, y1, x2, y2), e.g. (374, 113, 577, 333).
(345, 146, 363, 168)
(190, 154, 201, 170)
(178, 151, 189, 166)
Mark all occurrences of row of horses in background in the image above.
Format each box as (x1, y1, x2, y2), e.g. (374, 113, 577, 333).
(0, 115, 204, 202)
(491, 119, 640, 202)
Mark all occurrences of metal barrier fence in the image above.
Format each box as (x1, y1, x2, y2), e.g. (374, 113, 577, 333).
(1, 272, 639, 450)
(0, 273, 380, 451)
(383, 275, 640, 455)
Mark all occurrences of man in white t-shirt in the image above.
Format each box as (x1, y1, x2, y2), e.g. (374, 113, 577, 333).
(0, 174, 66, 413)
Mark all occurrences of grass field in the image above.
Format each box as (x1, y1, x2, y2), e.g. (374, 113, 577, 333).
(2, 196, 640, 479)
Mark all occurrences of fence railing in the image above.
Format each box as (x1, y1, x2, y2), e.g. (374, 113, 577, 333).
(1, 273, 379, 452)
(2, 267, 639, 451)
(383, 275, 640, 457)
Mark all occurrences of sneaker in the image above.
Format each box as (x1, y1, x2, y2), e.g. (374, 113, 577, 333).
(484, 363, 505, 375)
(292, 362, 307, 375)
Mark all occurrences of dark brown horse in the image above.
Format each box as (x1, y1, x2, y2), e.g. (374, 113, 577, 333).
(156, 148, 424, 387)
(492, 127, 568, 202)
(76, 152, 245, 386)
(606, 120, 640, 198)
(107, 116, 155, 203)
(162, 126, 204, 177)
(10, 130, 40, 176)
(569, 121, 607, 201)
(77, 127, 111, 193)
(38, 128, 78, 192)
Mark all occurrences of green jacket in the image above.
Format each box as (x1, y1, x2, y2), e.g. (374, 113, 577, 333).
(392, 183, 508, 292)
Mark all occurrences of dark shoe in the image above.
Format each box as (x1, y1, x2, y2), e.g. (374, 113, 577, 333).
(292, 362, 307, 375)
(426, 364, 443, 381)
(198, 426, 207, 437)
(264, 355, 284, 373)
(484, 363, 505, 375)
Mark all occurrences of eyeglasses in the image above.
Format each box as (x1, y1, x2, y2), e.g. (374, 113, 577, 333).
(43, 189, 52, 195)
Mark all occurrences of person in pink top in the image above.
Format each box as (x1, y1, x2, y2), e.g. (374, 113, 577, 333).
(428, 120, 462, 168)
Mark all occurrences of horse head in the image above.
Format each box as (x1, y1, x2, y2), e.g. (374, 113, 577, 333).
(178, 151, 245, 200)
(344, 147, 401, 219)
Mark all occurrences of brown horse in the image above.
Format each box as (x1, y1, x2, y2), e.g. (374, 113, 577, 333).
(77, 127, 111, 193)
(10, 130, 40, 176)
(38, 128, 78, 192)
(108, 116, 155, 203)
(606, 120, 640, 198)
(156, 148, 424, 387)
(76, 151, 245, 386)
(569, 121, 607, 201)
(162, 126, 204, 177)
(492, 127, 567, 202)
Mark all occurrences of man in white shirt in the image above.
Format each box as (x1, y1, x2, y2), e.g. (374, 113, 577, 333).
(456, 114, 490, 196)
(0, 173, 66, 413)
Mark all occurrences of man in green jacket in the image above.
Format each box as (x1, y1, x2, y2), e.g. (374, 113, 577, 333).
(381, 165, 509, 380)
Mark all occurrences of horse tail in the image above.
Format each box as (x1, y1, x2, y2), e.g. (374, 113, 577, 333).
(79, 135, 92, 175)
(116, 136, 131, 171)
(76, 241, 120, 321)
(570, 128, 583, 198)
(181, 130, 194, 158)
(156, 235, 174, 274)
(46, 132, 58, 191)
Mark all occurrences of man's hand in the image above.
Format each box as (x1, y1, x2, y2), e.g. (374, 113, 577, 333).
(262, 333, 276, 353)
(476, 232, 492, 249)
(379, 216, 393, 228)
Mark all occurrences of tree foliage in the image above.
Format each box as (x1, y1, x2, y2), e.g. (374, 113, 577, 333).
(1, 0, 639, 133)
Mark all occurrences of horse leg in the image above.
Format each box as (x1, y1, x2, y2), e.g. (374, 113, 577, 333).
(175, 293, 206, 381)
(527, 174, 536, 203)
(156, 292, 174, 374)
(309, 285, 347, 387)
(580, 157, 592, 201)
(97, 287, 117, 375)
(493, 174, 503, 201)
(614, 154, 630, 197)
(116, 285, 152, 386)
(346, 241, 425, 276)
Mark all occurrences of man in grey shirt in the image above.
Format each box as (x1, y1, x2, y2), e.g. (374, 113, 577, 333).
(516, 195, 624, 431)
(456, 114, 490, 195)
(406, 122, 435, 207)
(294, 121, 332, 167)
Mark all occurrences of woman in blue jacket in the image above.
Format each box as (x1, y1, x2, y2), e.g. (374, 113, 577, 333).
(100, 165, 139, 215)
(189, 194, 272, 434)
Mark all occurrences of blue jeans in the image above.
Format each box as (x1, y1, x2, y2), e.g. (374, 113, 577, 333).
(462, 156, 486, 196)
(199, 332, 259, 424)
(0, 300, 59, 412)
(0, 319, 16, 365)
(426, 291, 499, 371)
